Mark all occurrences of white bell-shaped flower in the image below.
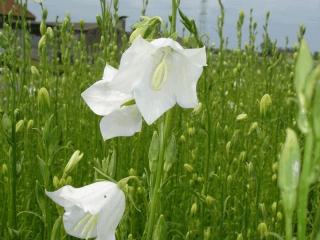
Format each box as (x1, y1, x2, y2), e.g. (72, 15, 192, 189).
(46, 181, 125, 240)
(81, 65, 142, 140)
(110, 36, 207, 125)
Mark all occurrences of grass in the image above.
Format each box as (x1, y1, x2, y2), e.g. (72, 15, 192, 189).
(0, 0, 318, 239)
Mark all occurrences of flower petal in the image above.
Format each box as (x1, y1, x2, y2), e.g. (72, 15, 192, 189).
(133, 65, 176, 124)
(177, 47, 207, 67)
(97, 186, 125, 240)
(81, 80, 131, 116)
(100, 105, 142, 140)
(167, 52, 203, 108)
(151, 38, 183, 51)
(103, 65, 118, 82)
(63, 206, 98, 239)
(46, 181, 117, 215)
(110, 36, 156, 93)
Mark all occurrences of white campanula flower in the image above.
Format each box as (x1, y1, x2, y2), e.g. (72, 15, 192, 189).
(110, 36, 207, 125)
(81, 65, 142, 140)
(46, 181, 125, 240)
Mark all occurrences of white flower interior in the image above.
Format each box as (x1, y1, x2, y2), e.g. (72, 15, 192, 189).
(151, 46, 172, 91)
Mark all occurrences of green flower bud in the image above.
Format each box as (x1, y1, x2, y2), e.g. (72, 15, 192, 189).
(184, 163, 194, 173)
(248, 122, 258, 135)
(236, 233, 244, 240)
(37, 87, 50, 109)
(188, 127, 195, 136)
(236, 113, 248, 121)
(180, 134, 186, 143)
(46, 27, 54, 39)
(257, 222, 268, 237)
(271, 202, 277, 214)
(31, 65, 40, 76)
(260, 94, 272, 116)
(276, 212, 283, 221)
(129, 168, 137, 176)
(272, 174, 277, 182)
(153, 215, 167, 240)
(38, 35, 46, 50)
(192, 102, 203, 115)
(63, 150, 84, 176)
(2, 163, 8, 175)
(66, 176, 73, 185)
(204, 227, 211, 240)
(27, 120, 34, 130)
(190, 202, 198, 216)
(205, 195, 214, 206)
(15, 119, 24, 133)
(40, 21, 46, 35)
(53, 176, 59, 188)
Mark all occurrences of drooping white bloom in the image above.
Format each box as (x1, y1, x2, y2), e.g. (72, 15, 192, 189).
(46, 181, 125, 240)
(110, 36, 207, 125)
(81, 65, 142, 140)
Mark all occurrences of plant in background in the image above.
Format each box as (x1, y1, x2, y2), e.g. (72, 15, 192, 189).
(278, 39, 320, 240)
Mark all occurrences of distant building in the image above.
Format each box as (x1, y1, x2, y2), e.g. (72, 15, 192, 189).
(0, 0, 35, 24)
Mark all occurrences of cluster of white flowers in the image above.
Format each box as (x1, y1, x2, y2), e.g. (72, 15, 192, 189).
(82, 36, 206, 140)
(46, 36, 206, 240)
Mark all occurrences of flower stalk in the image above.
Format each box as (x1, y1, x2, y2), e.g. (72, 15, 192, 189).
(145, 110, 173, 240)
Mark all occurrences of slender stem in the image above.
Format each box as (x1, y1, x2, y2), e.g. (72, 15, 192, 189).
(170, 0, 177, 35)
(285, 213, 293, 240)
(297, 132, 314, 240)
(145, 111, 173, 240)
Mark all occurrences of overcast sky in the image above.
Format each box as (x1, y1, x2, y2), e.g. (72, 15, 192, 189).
(28, 0, 319, 51)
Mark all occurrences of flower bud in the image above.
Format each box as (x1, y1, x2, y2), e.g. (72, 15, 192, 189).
(46, 27, 54, 39)
(272, 162, 278, 173)
(226, 141, 231, 157)
(206, 195, 214, 206)
(53, 176, 59, 188)
(15, 119, 24, 133)
(271, 202, 277, 214)
(236, 113, 247, 121)
(59, 178, 66, 187)
(257, 222, 268, 237)
(27, 120, 34, 130)
(129, 168, 137, 176)
(180, 134, 186, 143)
(248, 122, 258, 135)
(192, 102, 203, 115)
(276, 212, 283, 221)
(190, 202, 198, 216)
(184, 163, 194, 173)
(188, 127, 195, 136)
(260, 94, 272, 116)
(38, 35, 46, 50)
(63, 150, 84, 175)
(31, 65, 40, 76)
(272, 174, 277, 182)
(40, 21, 46, 35)
(204, 227, 211, 240)
(37, 87, 50, 109)
(2, 163, 8, 175)
(236, 233, 244, 240)
(66, 176, 73, 185)
(153, 215, 167, 240)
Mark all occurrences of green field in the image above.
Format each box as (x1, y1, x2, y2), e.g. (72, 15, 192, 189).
(1, 0, 320, 239)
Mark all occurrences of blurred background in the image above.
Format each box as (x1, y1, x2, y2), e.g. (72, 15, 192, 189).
(28, 0, 320, 51)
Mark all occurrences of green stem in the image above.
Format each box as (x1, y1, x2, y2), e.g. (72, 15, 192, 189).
(170, 0, 178, 35)
(285, 213, 293, 240)
(297, 132, 314, 240)
(145, 111, 173, 240)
